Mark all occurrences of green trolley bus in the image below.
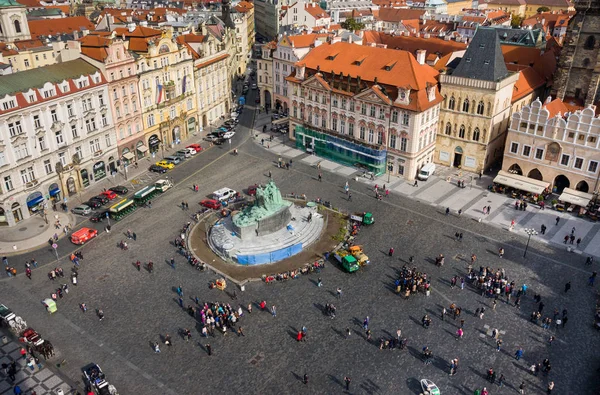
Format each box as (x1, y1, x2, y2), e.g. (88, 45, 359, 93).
(109, 198, 137, 221)
(133, 185, 159, 205)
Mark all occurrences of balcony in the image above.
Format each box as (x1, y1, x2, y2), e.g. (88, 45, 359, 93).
(25, 179, 39, 190)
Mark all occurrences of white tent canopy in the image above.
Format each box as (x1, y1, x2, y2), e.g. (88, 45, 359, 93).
(559, 188, 594, 207)
(493, 171, 549, 194)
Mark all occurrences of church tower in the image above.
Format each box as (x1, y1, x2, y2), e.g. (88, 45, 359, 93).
(0, 0, 31, 43)
(221, 0, 235, 29)
(553, 0, 600, 106)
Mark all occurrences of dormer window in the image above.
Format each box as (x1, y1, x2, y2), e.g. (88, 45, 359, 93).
(2, 99, 16, 110)
(27, 94, 35, 102)
(61, 83, 70, 93)
(43, 89, 55, 99)
(77, 78, 89, 89)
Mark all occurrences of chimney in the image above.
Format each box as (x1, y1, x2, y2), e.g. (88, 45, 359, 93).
(81, 28, 89, 37)
(416, 49, 426, 64)
(73, 30, 79, 40)
(128, 23, 136, 32)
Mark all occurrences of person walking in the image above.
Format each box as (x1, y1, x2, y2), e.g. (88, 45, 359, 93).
(445, 207, 450, 216)
(498, 374, 505, 388)
(206, 344, 212, 356)
(589, 272, 597, 286)
(515, 347, 524, 360)
(519, 381, 525, 394)
(547, 381, 554, 394)
(564, 281, 571, 293)
(271, 305, 277, 317)
(136, 261, 141, 271)
(344, 376, 351, 391)
(318, 173, 322, 182)
(336, 287, 342, 298)
(541, 224, 547, 235)
(496, 339, 502, 352)
(498, 248, 504, 258)
(303, 374, 308, 385)
(556, 217, 560, 226)
(348, 192, 352, 201)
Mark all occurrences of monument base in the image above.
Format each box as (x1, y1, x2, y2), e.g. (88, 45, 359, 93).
(232, 203, 292, 240)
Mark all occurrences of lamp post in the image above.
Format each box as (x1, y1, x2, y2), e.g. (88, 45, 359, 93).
(523, 228, 537, 258)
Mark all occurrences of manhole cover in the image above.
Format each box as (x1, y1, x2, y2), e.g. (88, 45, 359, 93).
(18, 227, 27, 232)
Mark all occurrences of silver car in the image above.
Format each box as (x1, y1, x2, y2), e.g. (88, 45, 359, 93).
(176, 150, 191, 158)
(72, 205, 92, 215)
(164, 156, 181, 165)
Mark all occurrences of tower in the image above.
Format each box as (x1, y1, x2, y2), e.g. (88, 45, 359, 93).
(552, 0, 600, 106)
(0, 0, 31, 42)
(221, 0, 235, 29)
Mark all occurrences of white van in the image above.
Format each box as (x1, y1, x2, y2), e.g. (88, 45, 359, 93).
(213, 188, 237, 202)
(155, 179, 174, 192)
(417, 163, 436, 181)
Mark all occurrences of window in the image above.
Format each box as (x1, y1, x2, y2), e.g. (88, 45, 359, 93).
(448, 96, 455, 110)
(89, 138, 100, 153)
(341, 98, 347, 110)
(85, 118, 96, 133)
(477, 101, 484, 115)
(522, 145, 531, 157)
(370, 105, 376, 117)
(321, 95, 326, 105)
(462, 99, 470, 113)
(321, 116, 326, 128)
(402, 113, 409, 126)
(349, 123, 354, 136)
(44, 159, 52, 175)
(115, 106, 121, 118)
(77, 79, 89, 89)
(59, 152, 67, 166)
(332, 118, 338, 131)
(368, 129, 374, 143)
(187, 98, 193, 111)
(293, 108, 298, 118)
(359, 126, 366, 140)
(340, 120, 345, 134)
(560, 154, 570, 166)
(24, 59, 29, 68)
(589, 160, 598, 173)
(67, 104, 74, 117)
(459, 125, 465, 139)
(38, 136, 46, 151)
(20, 167, 35, 184)
(132, 100, 137, 112)
(4, 175, 14, 191)
(122, 86, 126, 97)
(101, 113, 107, 127)
(0, 151, 4, 166)
(379, 108, 385, 120)
(389, 134, 397, 149)
(55, 130, 64, 145)
(377, 131, 383, 145)
(2, 99, 16, 110)
(400, 137, 407, 152)
(361, 103, 367, 115)
(105, 134, 112, 147)
(445, 123, 452, 135)
(535, 148, 544, 160)
(573, 157, 584, 169)
(392, 110, 398, 123)
(510, 142, 519, 154)
(8, 121, 23, 137)
(148, 114, 155, 127)
(71, 124, 78, 138)
(332, 97, 338, 107)
(124, 103, 129, 115)
(113, 89, 118, 100)
(14, 19, 21, 33)
(585, 35, 596, 50)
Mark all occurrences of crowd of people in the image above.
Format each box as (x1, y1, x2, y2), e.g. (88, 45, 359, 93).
(393, 265, 431, 299)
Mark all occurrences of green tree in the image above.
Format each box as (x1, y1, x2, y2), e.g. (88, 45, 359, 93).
(511, 14, 524, 28)
(341, 18, 365, 31)
(537, 6, 550, 12)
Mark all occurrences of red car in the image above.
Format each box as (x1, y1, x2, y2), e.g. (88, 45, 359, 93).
(187, 144, 203, 153)
(247, 184, 258, 196)
(100, 190, 117, 200)
(200, 199, 221, 210)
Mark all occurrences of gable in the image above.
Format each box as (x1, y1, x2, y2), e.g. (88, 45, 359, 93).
(301, 75, 330, 90)
(355, 87, 390, 104)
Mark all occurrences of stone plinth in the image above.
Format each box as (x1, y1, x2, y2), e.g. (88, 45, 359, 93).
(232, 204, 292, 239)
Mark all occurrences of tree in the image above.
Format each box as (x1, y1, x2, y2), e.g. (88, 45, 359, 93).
(511, 14, 524, 28)
(341, 18, 365, 31)
(537, 6, 550, 12)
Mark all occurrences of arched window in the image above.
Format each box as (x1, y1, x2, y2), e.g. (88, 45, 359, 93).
(473, 128, 480, 141)
(585, 35, 596, 50)
(448, 96, 455, 110)
(477, 101, 484, 115)
(445, 122, 452, 135)
(462, 99, 470, 113)
(487, 102, 492, 116)
(459, 125, 465, 139)
(14, 19, 21, 33)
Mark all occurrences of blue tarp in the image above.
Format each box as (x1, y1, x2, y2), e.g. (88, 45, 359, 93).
(237, 243, 303, 265)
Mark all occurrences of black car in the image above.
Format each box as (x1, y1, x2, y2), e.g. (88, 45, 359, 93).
(109, 186, 128, 195)
(90, 210, 110, 222)
(90, 195, 109, 205)
(85, 200, 103, 209)
(149, 164, 168, 173)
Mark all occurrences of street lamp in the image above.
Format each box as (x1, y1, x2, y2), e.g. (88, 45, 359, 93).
(523, 228, 537, 258)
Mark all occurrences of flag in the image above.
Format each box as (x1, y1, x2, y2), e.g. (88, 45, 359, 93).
(156, 83, 163, 104)
(182, 75, 187, 95)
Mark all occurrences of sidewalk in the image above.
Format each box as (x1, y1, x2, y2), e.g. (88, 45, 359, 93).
(0, 121, 219, 257)
(250, 115, 600, 259)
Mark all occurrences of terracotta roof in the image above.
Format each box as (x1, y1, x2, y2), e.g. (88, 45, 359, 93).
(377, 8, 426, 22)
(304, 3, 328, 19)
(16, 0, 41, 7)
(12, 39, 45, 50)
(176, 34, 207, 59)
(371, 0, 407, 5)
(543, 97, 569, 118)
(45, 5, 69, 14)
(286, 33, 329, 48)
(526, 0, 572, 7)
(78, 35, 112, 62)
(362, 31, 467, 56)
(292, 42, 442, 111)
(501, 45, 541, 67)
(0, 43, 19, 57)
(196, 53, 229, 68)
(462, 15, 486, 23)
(485, 0, 525, 5)
(512, 66, 545, 101)
(235, 1, 253, 12)
(27, 16, 94, 39)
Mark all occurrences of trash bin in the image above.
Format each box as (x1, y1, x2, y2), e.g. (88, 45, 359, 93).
(1, 336, 8, 345)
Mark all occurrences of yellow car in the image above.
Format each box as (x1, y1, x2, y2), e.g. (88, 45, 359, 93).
(156, 160, 175, 170)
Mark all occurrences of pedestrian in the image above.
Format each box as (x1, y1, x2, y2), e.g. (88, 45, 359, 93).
(206, 344, 212, 356)
(336, 287, 342, 298)
(571, 226, 576, 235)
(178, 297, 184, 308)
(564, 281, 571, 293)
(445, 207, 450, 216)
(589, 272, 597, 286)
(577, 238, 582, 248)
(547, 381, 554, 394)
(441, 308, 446, 321)
(303, 374, 308, 385)
(459, 232, 463, 241)
(385, 189, 389, 198)
(498, 248, 504, 258)
(413, 180, 418, 187)
(519, 381, 525, 394)
(238, 327, 245, 337)
(25, 268, 31, 279)
(318, 173, 322, 182)
(498, 374, 505, 388)
(456, 328, 464, 340)
(487, 205, 491, 214)
(317, 277, 322, 287)
(515, 347, 523, 360)
(136, 261, 141, 271)
(556, 216, 560, 225)
(271, 305, 276, 317)
(496, 339, 502, 352)
(344, 376, 351, 391)
(548, 335, 555, 345)
(541, 224, 546, 235)
(133, 232, 137, 241)
(570, 234, 575, 244)
(458, 209, 462, 216)
(348, 192, 352, 201)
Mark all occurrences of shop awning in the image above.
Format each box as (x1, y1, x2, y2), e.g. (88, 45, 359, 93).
(272, 117, 289, 125)
(559, 188, 594, 207)
(137, 145, 148, 153)
(26, 195, 44, 207)
(49, 187, 61, 197)
(122, 152, 135, 160)
(493, 170, 550, 194)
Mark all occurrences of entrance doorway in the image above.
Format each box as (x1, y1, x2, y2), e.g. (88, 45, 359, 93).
(453, 146, 463, 168)
(553, 174, 570, 194)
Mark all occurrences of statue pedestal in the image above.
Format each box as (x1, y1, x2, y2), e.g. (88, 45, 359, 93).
(233, 204, 291, 240)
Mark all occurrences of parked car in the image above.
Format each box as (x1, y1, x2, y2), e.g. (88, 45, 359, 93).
(90, 195, 109, 205)
(156, 160, 175, 170)
(251, 84, 257, 90)
(85, 200, 103, 209)
(71, 227, 98, 245)
(72, 205, 92, 216)
(187, 144, 202, 153)
(205, 135, 221, 142)
(164, 156, 181, 165)
(222, 131, 235, 139)
(184, 147, 197, 155)
(200, 199, 222, 210)
(109, 186, 128, 195)
(100, 190, 117, 200)
(90, 210, 110, 223)
(149, 164, 168, 173)
(0, 304, 16, 324)
(247, 184, 258, 196)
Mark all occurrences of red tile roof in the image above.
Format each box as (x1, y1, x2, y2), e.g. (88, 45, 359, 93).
(27, 16, 95, 39)
(377, 8, 426, 22)
(512, 66, 545, 101)
(362, 31, 467, 56)
(543, 97, 569, 118)
(304, 3, 328, 19)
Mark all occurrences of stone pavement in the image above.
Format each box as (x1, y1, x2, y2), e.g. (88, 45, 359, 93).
(250, 123, 600, 259)
(0, 328, 74, 395)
